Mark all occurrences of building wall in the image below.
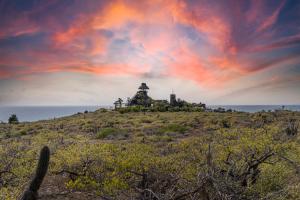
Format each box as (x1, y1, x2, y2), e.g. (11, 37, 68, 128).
(170, 93, 176, 106)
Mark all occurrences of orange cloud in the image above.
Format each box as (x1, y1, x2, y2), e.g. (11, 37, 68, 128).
(168, 1, 231, 52)
(162, 41, 232, 87)
(58, 64, 148, 76)
(209, 56, 245, 74)
(0, 61, 149, 80)
(1, 0, 299, 91)
(92, 2, 144, 30)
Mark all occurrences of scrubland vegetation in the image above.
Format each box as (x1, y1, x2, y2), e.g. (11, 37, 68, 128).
(0, 109, 300, 199)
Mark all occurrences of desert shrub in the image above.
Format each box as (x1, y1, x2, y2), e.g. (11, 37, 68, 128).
(220, 118, 231, 128)
(33, 124, 44, 130)
(140, 118, 153, 123)
(118, 105, 204, 113)
(96, 128, 117, 139)
(285, 118, 298, 136)
(150, 135, 173, 142)
(253, 113, 274, 128)
(99, 108, 108, 112)
(1, 111, 300, 199)
(103, 120, 115, 127)
(118, 109, 126, 114)
(96, 128, 128, 139)
(118, 106, 145, 113)
(159, 123, 188, 135)
(18, 129, 27, 135)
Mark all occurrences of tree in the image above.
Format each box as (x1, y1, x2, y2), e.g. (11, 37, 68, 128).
(8, 114, 19, 124)
(138, 83, 149, 92)
(114, 98, 123, 110)
(118, 98, 123, 108)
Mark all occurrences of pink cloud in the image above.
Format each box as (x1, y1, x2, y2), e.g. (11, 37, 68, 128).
(249, 34, 300, 52)
(168, 1, 232, 52)
(256, 1, 285, 33)
(1, 0, 299, 90)
(162, 41, 235, 87)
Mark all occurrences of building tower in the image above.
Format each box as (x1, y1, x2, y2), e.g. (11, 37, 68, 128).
(170, 92, 177, 106)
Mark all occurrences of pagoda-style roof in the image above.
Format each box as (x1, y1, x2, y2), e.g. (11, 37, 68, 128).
(138, 83, 149, 90)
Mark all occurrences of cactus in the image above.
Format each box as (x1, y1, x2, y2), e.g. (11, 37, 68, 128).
(20, 146, 50, 200)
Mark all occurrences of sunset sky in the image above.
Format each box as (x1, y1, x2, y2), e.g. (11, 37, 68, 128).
(0, 0, 300, 106)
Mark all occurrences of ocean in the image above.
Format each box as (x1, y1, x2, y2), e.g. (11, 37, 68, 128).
(0, 106, 104, 122)
(0, 105, 300, 122)
(208, 105, 300, 113)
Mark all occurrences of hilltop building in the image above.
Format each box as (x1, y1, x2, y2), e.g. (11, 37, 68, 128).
(115, 83, 206, 110)
(170, 93, 177, 106)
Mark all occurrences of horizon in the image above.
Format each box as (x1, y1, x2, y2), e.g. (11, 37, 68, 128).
(1, 104, 300, 107)
(1, 0, 300, 105)
(1, 104, 300, 123)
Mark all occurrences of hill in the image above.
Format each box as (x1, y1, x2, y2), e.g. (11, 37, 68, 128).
(0, 110, 300, 199)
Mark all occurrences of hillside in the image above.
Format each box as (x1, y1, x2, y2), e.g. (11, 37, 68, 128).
(0, 110, 300, 199)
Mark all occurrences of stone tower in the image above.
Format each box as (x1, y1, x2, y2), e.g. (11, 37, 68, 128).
(170, 93, 177, 106)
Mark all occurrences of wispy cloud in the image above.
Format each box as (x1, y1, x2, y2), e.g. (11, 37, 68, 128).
(0, 0, 300, 89)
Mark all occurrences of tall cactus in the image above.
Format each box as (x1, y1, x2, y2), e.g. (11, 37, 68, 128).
(20, 146, 50, 200)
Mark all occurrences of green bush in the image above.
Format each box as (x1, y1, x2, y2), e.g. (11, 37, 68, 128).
(8, 114, 19, 124)
(96, 128, 117, 139)
(19, 129, 27, 135)
(159, 123, 188, 134)
(140, 118, 153, 123)
(99, 108, 108, 112)
(118, 106, 145, 113)
(1, 110, 300, 199)
(220, 118, 231, 128)
(96, 128, 128, 139)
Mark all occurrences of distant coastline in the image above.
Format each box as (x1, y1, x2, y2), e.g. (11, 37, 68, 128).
(208, 105, 300, 113)
(1, 105, 300, 122)
(0, 106, 105, 122)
